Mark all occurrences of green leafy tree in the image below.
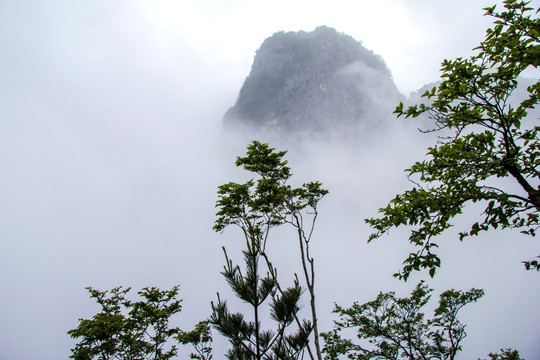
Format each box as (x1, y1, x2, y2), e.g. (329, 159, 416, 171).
(322, 282, 484, 360)
(366, 0, 540, 280)
(213, 141, 328, 360)
(68, 286, 212, 360)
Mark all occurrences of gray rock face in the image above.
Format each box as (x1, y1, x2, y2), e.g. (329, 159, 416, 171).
(224, 26, 404, 142)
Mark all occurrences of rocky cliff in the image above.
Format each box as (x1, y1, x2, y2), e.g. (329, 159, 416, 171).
(224, 26, 404, 142)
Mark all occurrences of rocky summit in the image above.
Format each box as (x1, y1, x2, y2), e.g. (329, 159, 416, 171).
(224, 26, 404, 142)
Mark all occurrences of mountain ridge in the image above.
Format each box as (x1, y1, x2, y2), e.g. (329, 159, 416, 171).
(224, 26, 404, 142)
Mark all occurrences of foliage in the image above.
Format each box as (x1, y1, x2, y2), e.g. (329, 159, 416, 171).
(213, 141, 328, 360)
(210, 245, 312, 360)
(480, 348, 524, 360)
(366, 0, 540, 279)
(322, 281, 484, 360)
(68, 286, 212, 360)
(522, 254, 540, 270)
(178, 321, 214, 360)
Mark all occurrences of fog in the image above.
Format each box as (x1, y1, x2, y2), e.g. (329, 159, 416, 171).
(1, 1, 539, 359)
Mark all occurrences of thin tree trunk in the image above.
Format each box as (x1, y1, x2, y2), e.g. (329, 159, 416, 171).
(296, 225, 323, 360)
(255, 303, 261, 360)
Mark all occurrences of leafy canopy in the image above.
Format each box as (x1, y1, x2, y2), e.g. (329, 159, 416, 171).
(480, 348, 524, 360)
(322, 282, 484, 360)
(68, 286, 212, 360)
(214, 141, 327, 236)
(366, 0, 540, 280)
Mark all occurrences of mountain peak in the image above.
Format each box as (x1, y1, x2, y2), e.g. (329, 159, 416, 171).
(224, 26, 403, 142)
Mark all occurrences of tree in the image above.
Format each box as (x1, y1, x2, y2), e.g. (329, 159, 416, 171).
(213, 141, 328, 360)
(68, 286, 212, 360)
(210, 243, 312, 359)
(366, 0, 540, 280)
(322, 281, 484, 360)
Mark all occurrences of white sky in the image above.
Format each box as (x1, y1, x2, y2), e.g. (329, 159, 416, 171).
(135, 0, 505, 94)
(1, 1, 539, 359)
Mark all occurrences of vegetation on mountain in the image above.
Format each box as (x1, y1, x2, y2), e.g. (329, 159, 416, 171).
(224, 26, 402, 140)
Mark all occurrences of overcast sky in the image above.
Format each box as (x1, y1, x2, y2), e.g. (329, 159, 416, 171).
(1, 1, 539, 359)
